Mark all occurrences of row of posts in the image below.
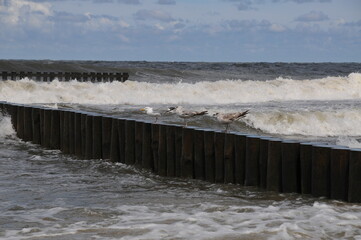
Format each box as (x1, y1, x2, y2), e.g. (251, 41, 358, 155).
(0, 71, 129, 82)
(0, 101, 360, 203)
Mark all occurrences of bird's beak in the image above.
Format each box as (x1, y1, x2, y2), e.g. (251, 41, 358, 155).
(140, 108, 145, 111)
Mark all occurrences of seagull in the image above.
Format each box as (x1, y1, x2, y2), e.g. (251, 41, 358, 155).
(140, 107, 161, 123)
(214, 110, 249, 132)
(167, 106, 208, 127)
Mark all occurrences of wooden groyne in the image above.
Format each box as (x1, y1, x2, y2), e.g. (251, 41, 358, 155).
(0, 71, 129, 82)
(0, 101, 360, 203)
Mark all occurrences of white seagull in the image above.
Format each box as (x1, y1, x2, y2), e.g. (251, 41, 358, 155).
(167, 106, 208, 127)
(214, 110, 249, 132)
(140, 107, 161, 123)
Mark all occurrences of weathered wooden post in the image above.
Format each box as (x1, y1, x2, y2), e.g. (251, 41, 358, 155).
(62, 110, 70, 154)
(142, 121, 153, 170)
(299, 142, 315, 194)
(311, 144, 331, 198)
(181, 127, 194, 178)
(224, 133, 235, 184)
(74, 112, 82, 158)
(214, 131, 225, 183)
(259, 137, 270, 189)
(245, 135, 260, 186)
(50, 109, 60, 149)
(118, 119, 126, 163)
(266, 138, 282, 192)
(43, 108, 52, 148)
(92, 115, 103, 159)
(281, 140, 300, 193)
(174, 126, 183, 177)
(80, 113, 87, 158)
(135, 121, 143, 166)
(158, 124, 167, 176)
(68, 111, 75, 154)
(193, 128, 205, 180)
(348, 148, 361, 202)
(85, 114, 93, 159)
(234, 133, 247, 185)
(166, 125, 176, 177)
(204, 130, 215, 182)
(31, 107, 41, 145)
(16, 105, 25, 140)
(102, 116, 112, 159)
(110, 117, 120, 162)
(151, 124, 159, 173)
(330, 146, 349, 201)
(125, 119, 135, 165)
(23, 106, 33, 142)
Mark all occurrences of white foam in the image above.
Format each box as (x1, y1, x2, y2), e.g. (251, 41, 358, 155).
(0, 113, 15, 138)
(245, 108, 361, 137)
(1, 73, 360, 105)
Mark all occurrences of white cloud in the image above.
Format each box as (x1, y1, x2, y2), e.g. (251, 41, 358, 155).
(269, 23, 286, 32)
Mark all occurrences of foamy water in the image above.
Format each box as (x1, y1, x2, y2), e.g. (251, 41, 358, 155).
(0, 73, 360, 105)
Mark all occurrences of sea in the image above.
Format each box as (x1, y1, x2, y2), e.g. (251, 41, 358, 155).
(0, 60, 361, 239)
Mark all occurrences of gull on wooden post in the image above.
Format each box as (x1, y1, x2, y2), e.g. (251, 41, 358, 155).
(214, 110, 249, 132)
(167, 106, 208, 127)
(140, 107, 161, 123)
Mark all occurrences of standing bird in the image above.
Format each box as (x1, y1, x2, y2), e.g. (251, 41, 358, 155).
(214, 110, 249, 132)
(167, 106, 208, 127)
(140, 107, 161, 123)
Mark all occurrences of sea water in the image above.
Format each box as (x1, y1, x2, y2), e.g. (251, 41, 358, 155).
(0, 61, 361, 239)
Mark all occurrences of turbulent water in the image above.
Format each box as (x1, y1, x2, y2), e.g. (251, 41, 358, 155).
(1, 60, 361, 239)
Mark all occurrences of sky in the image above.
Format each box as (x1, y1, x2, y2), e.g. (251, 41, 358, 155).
(0, 0, 360, 62)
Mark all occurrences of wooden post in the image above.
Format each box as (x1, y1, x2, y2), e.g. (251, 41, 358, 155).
(16, 105, 24, 140)
(62, 111, 70, 154)
(151, 124, 159, 173)
(281, 140, 300, 193)
(267, 139, 282, 192)
(118, 119, 126, 163)
(224, 133, 235, 184)
(193, 129, 205, 180)
(125, 119, 135, 165)
(348, 148, 361, 202)
(80, 113, 87, 158)
(85, 114, 93, 159)
(68, 111, 75, 154)
(311, 144, 331, 198)
(43, 108, 52, 148)
(259, 137, 270, 189)
(330, 146, 349, 201)
(74, 112, 82, 158)
(142, 122, 153, 170)
(245, 135, 260, 186)
(181, 127, 194, 178)
(234, 133, 247, 185)
(158, 124, 167, 176)
(166, 125, 176, 177)
(102, 116, 112, 159)
(214, 131, 225, 183)
(92, 115, 102, 159)
(299, 142, 315, 194)
(204, 130, 215, 183)
(31, 107, 41, 144)
(135, 121, 143, 166)
(50, 109, 60, 149)
(23, 106, 33, 142)
(110, 118, 120, 162)
(174, 126, 183, 177)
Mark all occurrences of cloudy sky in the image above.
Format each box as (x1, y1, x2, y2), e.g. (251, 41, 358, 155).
(0, 0, 360, 62)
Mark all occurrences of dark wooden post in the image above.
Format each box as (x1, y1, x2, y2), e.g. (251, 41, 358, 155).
(214, 131, 225, 183)
(259, 137, 270, 189)
(23, 106, 33, 142)
(85, 114, 93, 159)
(348, 148, 361, 202)
(142, 122, 153, 170)
(233, 133, 248, 185)
(181, 127, 194, 178)
(299, 142, 315, 194)
(311, 144, 331, 198)
(135, 121, 143, 166)
(125, 119, 135, 164)
(330, 146, 349, 201)
(92, 115, 103, 159)
(266, 139, 282, 192)
(151, 124, 159, 172)
(50, 109, 60, 149)
(174, 126, 183, 177)
(110, 117, 120, 162)
(16, 105, 24, 140)
(224, 133, 235, 184)
(204, 130, 215, 183)
(80, 113, 87, 158)
(117, 119, 126, 163)
(43, 108, 52, 148)
(62, 111, 70, 154)
(158, 124, 167, 176)
(193, 129, 205, 180)
(102, 116, 112, 159)
(245, 135, 260, 186)
(68, 111, 75, 154)
(281, 140, 301, 193)
(166, 125, 176, 177)
(74, 112, 82, 158)
(31, 107, 41, 144)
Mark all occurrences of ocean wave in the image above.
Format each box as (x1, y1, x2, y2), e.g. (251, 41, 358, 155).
(0, 73, 360, 105)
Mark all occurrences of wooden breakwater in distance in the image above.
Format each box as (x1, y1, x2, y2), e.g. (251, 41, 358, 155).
(0, 71, 129, 82)
(0, 101, 360, 203)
